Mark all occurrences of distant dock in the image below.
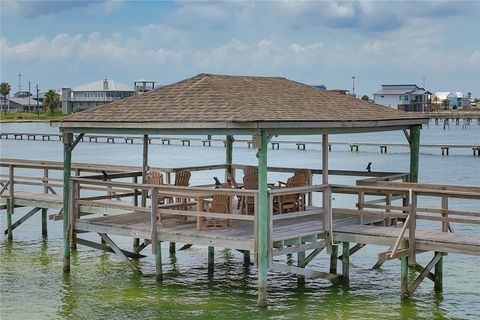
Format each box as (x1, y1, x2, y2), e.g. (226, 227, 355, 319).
(1, 132, 479, 156)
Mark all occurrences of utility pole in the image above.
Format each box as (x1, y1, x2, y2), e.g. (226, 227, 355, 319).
(36, 84, 40, 116)
(28, 81, 31, 112)
(352, 76, 356, 97)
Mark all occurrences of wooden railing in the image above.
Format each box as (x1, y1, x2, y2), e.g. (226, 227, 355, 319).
(329, 182, 480, 260)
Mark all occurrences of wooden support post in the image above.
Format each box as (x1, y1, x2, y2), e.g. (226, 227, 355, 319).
(342, 242, 350, 283)
(225, 135, 233, 183)
(141, 134, 148, 207)
(133, 238, 140, 254)
(297, 245, 305, 285)
(434, 252, 443, 291)
(243, 250, 251, 265)
(330, 244, 338, 274)
(409, 126, 420, 183)
(257, 130, 269, 307)
(400, 240, 409, 299)
(208, 246, 214, 273)
(63, 132, 73, 273)
(41, 208, 48, 238)
(408, 190, 416, 266)
(7, 165, 14, 240)
(322, 134, 331, 253)
(156, 241, 163, 282)
(6, 198, 13, 240)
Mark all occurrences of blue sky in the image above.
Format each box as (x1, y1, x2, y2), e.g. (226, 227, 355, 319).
(1, 0, 479, 97)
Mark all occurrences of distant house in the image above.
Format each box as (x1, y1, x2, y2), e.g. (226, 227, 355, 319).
(448, 92, 470, 109)
(6, 96, 43, 112)
(62, 79, 136, 114)
(434, 92, 471, 109)
(374, 84, 432, 112)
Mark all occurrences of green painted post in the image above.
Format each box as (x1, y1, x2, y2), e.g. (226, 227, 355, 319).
(41, 208, 48, 238)
(156, 240, 162, 282)
(297, 248, 306, 285)
(400, 240, 409, 298)
(6, 198, 13, 240)
(330, 244, 338, 274)
(243, 250, 251, 265)
(208, 246, 214, 273)
(63, 133, 73, 273)
(342, 242, 350, 283)
(257, 130, 269, 307)
(409, 126, 421, 183)
(434, 252, 443, 291)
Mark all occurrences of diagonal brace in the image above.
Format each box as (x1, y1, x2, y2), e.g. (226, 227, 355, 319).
(408, 252, 442, 294)
(99, 233, 142, 275)
(4, 207, 41, 234)
(304, 246, 325, 266)
(338, 243, 365, 260)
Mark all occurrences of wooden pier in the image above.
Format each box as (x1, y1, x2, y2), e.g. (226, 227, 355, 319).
(1, 132, 479, 156)
(2, 158, 479, 301)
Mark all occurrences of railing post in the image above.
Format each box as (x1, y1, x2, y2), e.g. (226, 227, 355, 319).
(358, 191, 364, 225)
(322, 134, 331, 253)
(69, 179, 77, 251)
(408, 190, 416, 266)
(151, 187, 158, 254)
(63, 132, 73, 273)
(441, 195, 448, 232)
(256, 130, 269, 307)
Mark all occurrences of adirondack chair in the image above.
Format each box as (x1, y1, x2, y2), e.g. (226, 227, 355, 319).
(241, 171, 258, 215)
(201, 184, 232, 229)
(243, 166, 258, 177)
(162, 170, 191, 222)
(146, 170, 165, 205)
(273, 173, 309, 214)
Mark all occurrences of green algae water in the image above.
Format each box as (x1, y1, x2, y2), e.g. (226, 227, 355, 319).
(1, 122, 479, 319)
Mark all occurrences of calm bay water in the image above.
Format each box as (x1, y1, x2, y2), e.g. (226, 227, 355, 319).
(1, 121, 479, 319)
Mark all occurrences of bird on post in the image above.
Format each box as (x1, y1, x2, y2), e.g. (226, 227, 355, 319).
(366, 162, 372, 173)
(101, 170, 109, 181)
(213, 176, 222, 188)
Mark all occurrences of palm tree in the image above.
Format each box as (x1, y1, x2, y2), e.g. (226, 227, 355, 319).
(43, 89, 60, 113)
(0, 82, 11, 114)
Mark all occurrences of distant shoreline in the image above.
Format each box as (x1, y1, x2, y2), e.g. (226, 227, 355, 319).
(1, 120, 52, 123)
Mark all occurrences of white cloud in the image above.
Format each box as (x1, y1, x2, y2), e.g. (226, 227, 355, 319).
(469, 51, 480, 65)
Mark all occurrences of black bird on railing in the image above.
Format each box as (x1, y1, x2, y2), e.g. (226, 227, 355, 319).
(213, 176, 221, 188)
(101, 170, 109, 181)
(366, 162, 372, 173)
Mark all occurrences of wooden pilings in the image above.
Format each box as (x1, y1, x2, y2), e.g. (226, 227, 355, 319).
(208, 246, 214, 273)
(63, 132, 73, 273)
(256, 130, 269, 307)
(342, 242, 350, 283)
(156, 241, 163, 282)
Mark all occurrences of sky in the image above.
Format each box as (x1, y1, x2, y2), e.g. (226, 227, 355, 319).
(1, 0, 479, 98)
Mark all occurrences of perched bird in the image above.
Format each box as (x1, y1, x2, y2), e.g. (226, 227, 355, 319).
(101, 170, 109, 181)
(366, 162, 372, 173)
(213, 176, 221, 188)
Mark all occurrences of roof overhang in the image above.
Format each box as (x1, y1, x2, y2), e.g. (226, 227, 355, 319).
(53, 118, 428, 136)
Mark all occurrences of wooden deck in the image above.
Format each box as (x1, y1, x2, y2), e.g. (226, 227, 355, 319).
(333, 224, 480, 256)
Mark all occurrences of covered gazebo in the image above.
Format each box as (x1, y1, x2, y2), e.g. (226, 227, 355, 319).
(54, 73, 428, 306)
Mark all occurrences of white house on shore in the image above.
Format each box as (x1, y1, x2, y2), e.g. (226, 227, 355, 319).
(62, 79, 138, 114)
(373, 84, 432, 112)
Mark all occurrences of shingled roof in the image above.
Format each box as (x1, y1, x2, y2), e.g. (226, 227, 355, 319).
(56, 73, 427, 131)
